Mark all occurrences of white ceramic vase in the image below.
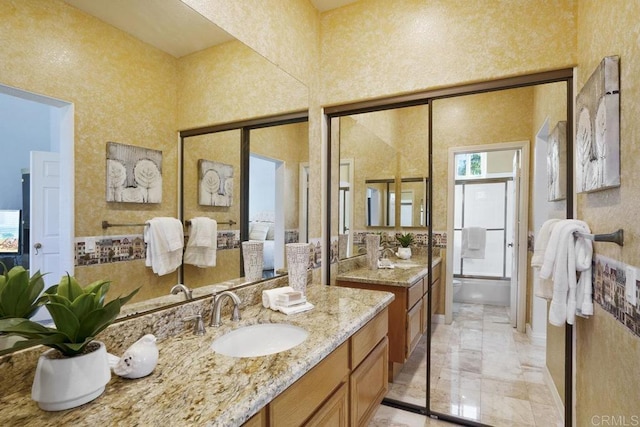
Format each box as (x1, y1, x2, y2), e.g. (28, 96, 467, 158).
(31, 341, 111, 411)
(365, 234, 380, 270)
(396, 247, 412, 259)
(286, 243, 310, 294)
(242, 241, 264, 281)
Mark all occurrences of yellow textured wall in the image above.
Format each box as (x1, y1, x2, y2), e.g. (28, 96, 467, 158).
(177, 40, 308, 130)
(575, 0, 640, 423)
(179, 0, 319, 87)
(319, 0, 576, 105)
(0, 0, 179, 302)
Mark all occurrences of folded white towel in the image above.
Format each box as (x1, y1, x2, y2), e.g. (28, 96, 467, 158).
(144, 217, 184, 276)
(540, 219, 592, 326)
(278, 302, 314, 315)
(461, 227, 486, 259)
(184, 217, 217, 268)
(532, 219, 561, 300)
(262, 287, 295, 310)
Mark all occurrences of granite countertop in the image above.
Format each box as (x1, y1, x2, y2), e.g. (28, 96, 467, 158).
(1, 285, 394, 427)
(336, 255, 441, 287)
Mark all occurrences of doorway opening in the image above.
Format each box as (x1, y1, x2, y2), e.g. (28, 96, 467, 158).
(446, 142, 529, 332)
(0, 84, 74, 324)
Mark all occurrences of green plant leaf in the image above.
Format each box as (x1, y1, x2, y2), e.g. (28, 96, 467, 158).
(53, 338, 95, 356)
(46, 294, 73, 308)
(69, 292, 97, 320)
(57, 274, 84, 302)
(45, 302, 80, 341)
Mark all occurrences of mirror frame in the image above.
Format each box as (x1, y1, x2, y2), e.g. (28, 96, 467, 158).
(179, 111, 308, 284)
(325, 68, 574, 426)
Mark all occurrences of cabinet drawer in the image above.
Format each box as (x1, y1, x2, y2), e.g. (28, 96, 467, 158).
(270, 342, 349, 427)
(351, 308, 388, 368)
(406, 300, 422, 357)
(408, 278, 423, 309)
(350, 337, 389, 427)
(306, 382, 349, 427)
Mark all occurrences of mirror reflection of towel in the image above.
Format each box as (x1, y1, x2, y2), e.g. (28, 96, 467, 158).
(461, 227, 486, 259)
(184, 217, 217, 268)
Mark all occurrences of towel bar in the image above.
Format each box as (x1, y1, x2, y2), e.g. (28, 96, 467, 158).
(574, 229, 624, 247)
(102, 219, 237, 229)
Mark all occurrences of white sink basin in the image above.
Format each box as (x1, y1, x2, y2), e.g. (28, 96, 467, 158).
(211, 323, 308, 357)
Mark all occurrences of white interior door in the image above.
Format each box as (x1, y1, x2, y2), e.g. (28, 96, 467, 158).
(30, 151, 62, 306)
(510, 151, 521, 327)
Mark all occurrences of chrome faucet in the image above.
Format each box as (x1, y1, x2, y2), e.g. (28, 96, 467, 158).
(210, 291, 242, 327)
(170, 284, 193, 301)
(380, 247, 395, 259)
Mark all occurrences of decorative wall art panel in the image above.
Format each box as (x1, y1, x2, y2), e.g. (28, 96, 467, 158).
(547, 121, 567, 201)
(106, 142, 163, 203)
(198, 159, 234, 207)
(576, 55, 620, 193)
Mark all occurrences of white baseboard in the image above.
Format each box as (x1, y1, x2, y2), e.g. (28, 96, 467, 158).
(544, 365, 565, 423)
(526, 323, 547, 346)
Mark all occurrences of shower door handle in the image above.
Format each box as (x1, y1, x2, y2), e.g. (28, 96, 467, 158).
(507, 242, 514, 248)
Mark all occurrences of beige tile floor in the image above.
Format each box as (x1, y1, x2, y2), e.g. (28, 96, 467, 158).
(371, 303, 563, 427)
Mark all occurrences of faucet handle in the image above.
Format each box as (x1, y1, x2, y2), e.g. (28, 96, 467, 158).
(183, 313, 206, 336)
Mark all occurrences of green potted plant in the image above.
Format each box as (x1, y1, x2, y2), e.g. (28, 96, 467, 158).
(0, 264, 49, 350)
(0, 264, 48, 320)
(395, 233, 415, 259)
(0, 274, 138, 411)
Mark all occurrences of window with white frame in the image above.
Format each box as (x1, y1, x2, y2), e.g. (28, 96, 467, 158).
(455, 152, 487, 179)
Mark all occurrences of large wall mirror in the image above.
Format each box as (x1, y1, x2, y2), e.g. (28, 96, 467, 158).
(336, 104, 430, 258)
(0, 1, 309, 354)
(328, 71, 573, 426)
(181, 117, 309, 289)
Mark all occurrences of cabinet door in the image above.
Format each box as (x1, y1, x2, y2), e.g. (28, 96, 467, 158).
(350, 337, 389, 427)
(406, 302, 422, 357)
(306, 382, 349, 427)
(270, 342, 348, 427)
(243, 407, 266, 427)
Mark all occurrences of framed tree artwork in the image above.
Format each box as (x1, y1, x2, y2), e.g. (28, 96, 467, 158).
(106, 142, 162, 203)
(198, 159, 234, 207)
(575, 55, 620, 193)
(547, 121, 567, 201)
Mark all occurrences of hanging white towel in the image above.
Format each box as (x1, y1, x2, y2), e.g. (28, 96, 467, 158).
(144, 217, 184, 276)
(531, 219, 561, 300)
(539, 219, 593, 326)
(184, 217, 217, 268)
(461, 227, 486, 259)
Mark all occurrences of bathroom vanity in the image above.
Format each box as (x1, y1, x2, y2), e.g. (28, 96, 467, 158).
(0, 284, 393, 426)
(335, 256, 441, 380)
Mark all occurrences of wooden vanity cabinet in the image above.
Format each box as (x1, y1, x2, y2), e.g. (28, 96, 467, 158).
(336, 259, 442, 381)
(243, 308, 389, 427)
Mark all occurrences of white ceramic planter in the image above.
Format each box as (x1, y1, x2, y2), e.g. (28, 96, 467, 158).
(31, 341, 111, 411)
(396, 247, 412, 259)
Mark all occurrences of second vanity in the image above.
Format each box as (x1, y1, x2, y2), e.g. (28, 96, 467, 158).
(0, 284, 393, 426)
(336, 255, 441, 380)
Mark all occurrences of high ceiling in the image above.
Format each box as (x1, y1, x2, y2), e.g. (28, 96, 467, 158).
(63, 0, 359, 58)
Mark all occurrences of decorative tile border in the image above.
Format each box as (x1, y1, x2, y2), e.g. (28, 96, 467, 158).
(350, 230, 447, 255)
(593, 254, 640, 337)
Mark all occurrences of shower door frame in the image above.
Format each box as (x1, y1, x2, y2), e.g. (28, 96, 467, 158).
(454, 176, 514, 281)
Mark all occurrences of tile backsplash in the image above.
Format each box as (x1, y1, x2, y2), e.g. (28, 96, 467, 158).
(593, 254, 640, 337)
